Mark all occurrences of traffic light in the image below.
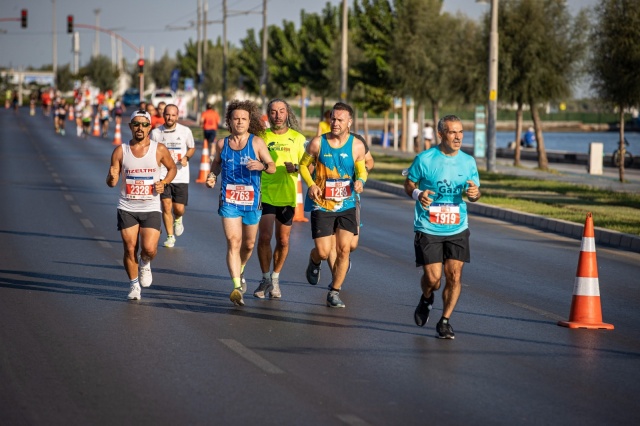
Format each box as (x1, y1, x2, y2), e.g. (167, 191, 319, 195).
(21, 9, 27, 28)
(137, 58, 145, 74)
(67, 15, 74, 34)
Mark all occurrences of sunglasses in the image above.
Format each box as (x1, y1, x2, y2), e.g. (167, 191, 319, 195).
(130, 121, 151, 128)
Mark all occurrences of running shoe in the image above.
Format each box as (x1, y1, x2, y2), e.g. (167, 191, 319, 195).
(436, 318, 455, 339)
(127, 282, 141, 300)
(414, 292, 435, 327)
(230, 288, 245, 306)
(174, 217, 184, 237)
(253, 277, 272, 299)
(306, 256, 321, 285)
(326, 290, 345, 308)
(163, 235, 176, 248)
(240, 272, 247, 294)
(269, 277, 281, 299)
(139, 258, 152, 287)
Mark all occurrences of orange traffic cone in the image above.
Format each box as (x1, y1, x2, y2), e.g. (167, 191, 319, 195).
(92, 113, 100, 136)
(196, 139, 211, 183)
(68, 106, 74, 121)
(112, 121, 122, 145)
(558, 213, 614, 330)
(293, 174, 308, 222)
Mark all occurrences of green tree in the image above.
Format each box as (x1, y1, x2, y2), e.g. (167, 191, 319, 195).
(236, 29, 262, 97)
(151, 51, 177, 89)
(80, 55, 118, 92)
(55, 64, 75, 93)
(590, 0, 640, 182)
(495, 0, 588, 170)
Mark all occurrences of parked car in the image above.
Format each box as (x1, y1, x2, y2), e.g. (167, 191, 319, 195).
(122, 88, 141, 107)
(150, 89, 176, 108)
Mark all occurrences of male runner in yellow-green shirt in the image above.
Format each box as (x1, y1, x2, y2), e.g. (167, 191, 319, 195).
(253, 99, 307, 299)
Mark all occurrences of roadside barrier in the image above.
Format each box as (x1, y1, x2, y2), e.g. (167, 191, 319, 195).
(112, 121, 122, 145)
(92, 114, 100, 137)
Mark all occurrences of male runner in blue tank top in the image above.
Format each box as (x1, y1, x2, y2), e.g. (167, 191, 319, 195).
(299, 102, 368, 308)
(206, 100, 275, 307)
(404, 115, 481, 339)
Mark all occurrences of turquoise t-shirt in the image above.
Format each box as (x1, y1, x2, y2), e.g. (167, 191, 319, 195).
(407, 147, 480, 236)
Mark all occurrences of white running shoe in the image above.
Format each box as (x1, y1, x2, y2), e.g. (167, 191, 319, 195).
(139, 258, 152, 287)
(174, 218, 184, 237)
(163, 235, 175, 248)
(128, 282, 141, 300)
(269, 277, 281, 299)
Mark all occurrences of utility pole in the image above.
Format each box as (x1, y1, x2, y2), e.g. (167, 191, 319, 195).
(52, 0, 57, 81)
(93, 9, 101, 58)
(203, 0, 208, 111)
(340, 0, 348, 102)
(486, 0, 498, 172)
(196, 0, 202, 114)
(260, 0, 268, 112)
(222, 0, 228, 115)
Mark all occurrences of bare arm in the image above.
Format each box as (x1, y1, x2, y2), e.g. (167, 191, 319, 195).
(156, 144, 177, 194)
(106, 145, 122, 187)
(250, 136, 276, 174)
(206, 138, 225, 188)
(404, 178, 435, 209)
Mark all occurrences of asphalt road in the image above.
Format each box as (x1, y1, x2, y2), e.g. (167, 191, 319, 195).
(1, 109, 639, 425)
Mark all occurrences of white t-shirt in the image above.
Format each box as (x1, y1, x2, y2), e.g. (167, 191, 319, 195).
(150, 123, 195, 184)
(423, 126, 434, 140)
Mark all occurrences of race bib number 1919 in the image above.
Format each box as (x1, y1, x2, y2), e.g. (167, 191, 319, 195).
(429, 203, 460, 225)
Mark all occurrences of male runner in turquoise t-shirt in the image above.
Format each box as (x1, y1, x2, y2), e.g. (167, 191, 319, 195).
(404, 115, 481, 339)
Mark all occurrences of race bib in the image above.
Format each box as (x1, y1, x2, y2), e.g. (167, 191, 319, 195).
(125, 177, 154, 200)
(169, 149, 182, 163)
(225, 184, 255, 206)
(429, 203, 460, 225)
(324, 179, 352, 201)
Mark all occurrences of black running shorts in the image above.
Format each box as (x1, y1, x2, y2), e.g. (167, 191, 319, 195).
(310, 208, 359, 239)
(160, 183, 189, 205)
(414, 228, 470, 266)
(261, 202, 295, 226)
(117, 209, 162, 231)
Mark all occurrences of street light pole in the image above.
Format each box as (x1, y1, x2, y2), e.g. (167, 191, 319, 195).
(486, 0, 498, 172)
(340, 0, 348, 102)
(260, 0, 268, 112)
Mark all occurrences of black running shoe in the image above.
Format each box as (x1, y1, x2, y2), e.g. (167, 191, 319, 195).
(414, 292, 435, 327)
(306, 256, 321, 285)
(436, 318, 455, 339)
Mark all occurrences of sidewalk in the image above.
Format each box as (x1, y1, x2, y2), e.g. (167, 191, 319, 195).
(368, 146, 640, 253)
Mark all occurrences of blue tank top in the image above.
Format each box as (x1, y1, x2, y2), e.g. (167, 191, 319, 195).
(218, 134, 262, 211)
(312, 134, 357, 212)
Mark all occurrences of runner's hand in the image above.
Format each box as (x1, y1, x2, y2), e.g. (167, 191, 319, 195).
(418, 189, 435, 209)
(206, 173, 216, 188)
(466, 180, 480, 200)
(155, 180, 166, 194)
(354, 179, 364, 194)
(284, 162, 296, 173)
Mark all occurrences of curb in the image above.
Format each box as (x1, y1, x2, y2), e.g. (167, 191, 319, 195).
(367, 179, 640, 254)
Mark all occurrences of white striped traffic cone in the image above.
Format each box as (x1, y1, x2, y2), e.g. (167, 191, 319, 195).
(196, 139, 211, 183)
(558, 212, 614, 330)
(293, 174, 308, 222)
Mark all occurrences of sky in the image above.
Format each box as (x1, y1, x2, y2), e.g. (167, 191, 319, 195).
(1, 0, 598, 71)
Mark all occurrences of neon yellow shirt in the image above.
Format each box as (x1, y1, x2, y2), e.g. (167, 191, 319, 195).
(318, 121, 331, 135)
(261, 128, 307, 207)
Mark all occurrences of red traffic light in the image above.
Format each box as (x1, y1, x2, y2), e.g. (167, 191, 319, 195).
(67, 15, 74, 34)
(137, 58, 145, 74)
(21, 9, 27, 28)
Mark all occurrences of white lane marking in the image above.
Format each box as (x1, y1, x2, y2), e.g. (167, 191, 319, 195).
(80, 218, 94, 229)
(358, 246, 390, 258)
(64, 194, 74, 201)
(70, 205, 82, 213)
(218, 339, 284, 374)
(509, 302, 565, 321)
(337, 414, 371, 426)
(95, 236, 112, 249)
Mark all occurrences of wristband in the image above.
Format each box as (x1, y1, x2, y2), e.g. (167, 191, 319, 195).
(185, 156, 190, 161)
(412, 188, 422, 201)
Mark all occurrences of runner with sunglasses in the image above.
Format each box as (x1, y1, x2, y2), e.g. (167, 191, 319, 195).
(106, 110, 177, 301)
